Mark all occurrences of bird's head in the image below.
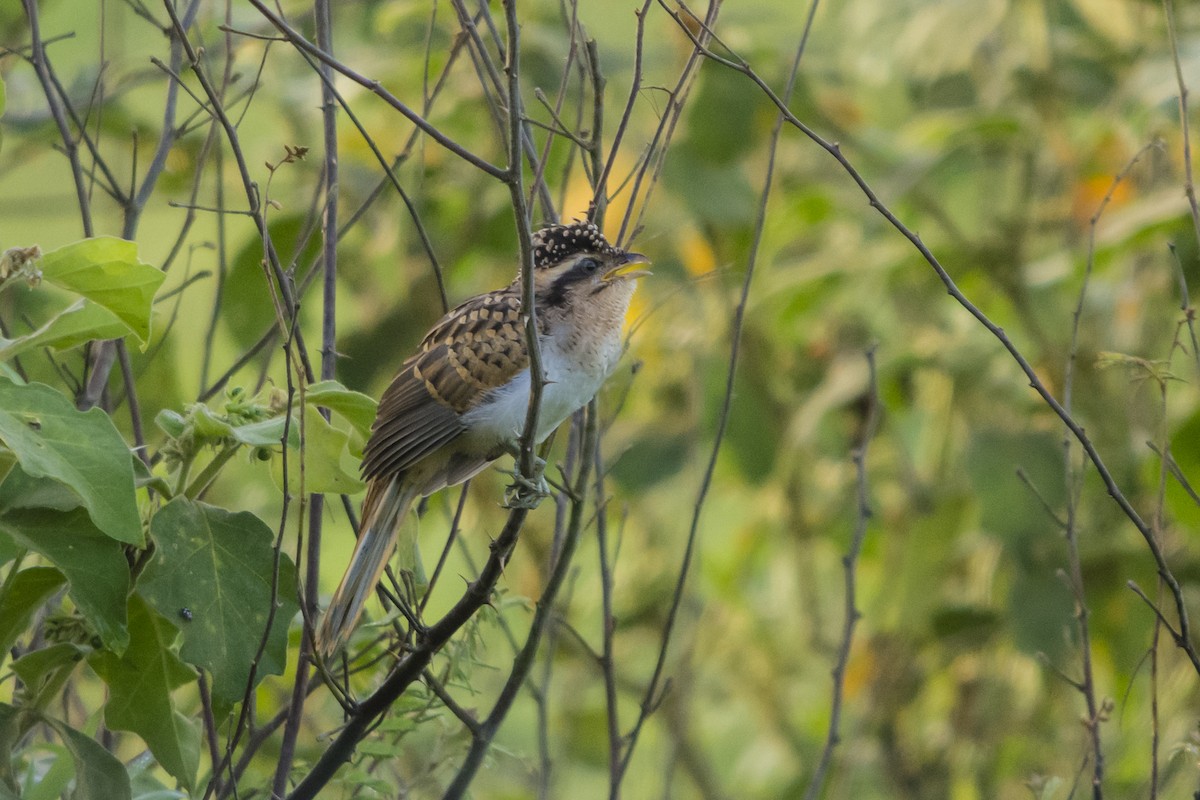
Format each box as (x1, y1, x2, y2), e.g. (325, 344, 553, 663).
(527, 221, 650, 308)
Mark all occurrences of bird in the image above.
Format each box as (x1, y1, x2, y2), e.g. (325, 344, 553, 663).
(316, 220, 650, 658)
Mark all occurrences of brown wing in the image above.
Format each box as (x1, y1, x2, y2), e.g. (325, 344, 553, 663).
(360, 287, 530, 482)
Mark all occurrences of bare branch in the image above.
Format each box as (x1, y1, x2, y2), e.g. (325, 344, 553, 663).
(661, 0, 1200, 675)
(1161, 0, 1200, 248)
(246, 0, 507, 181)
(441, 401, 599, 798)
(805, 347, 879, 800)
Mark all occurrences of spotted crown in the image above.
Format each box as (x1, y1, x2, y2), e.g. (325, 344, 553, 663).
(531, 221, 619, 269)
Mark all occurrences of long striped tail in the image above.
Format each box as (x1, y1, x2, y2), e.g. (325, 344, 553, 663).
(317, 476, 419, 659)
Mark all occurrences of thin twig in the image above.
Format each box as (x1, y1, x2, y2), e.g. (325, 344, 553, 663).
(115, 340, 149, 468)
(279, 31, 450, 312)
(422, 669, 480, 734)
(1058, 144, 1155, 800)
(1162, 0, 1200, 249)
(1147, 442, 1200, 509)
(592, 0, 654, 220)
(449, 0, 557, 219)
(595, 433, 622, 797)
(805, 348, 878, 800)
(1127, 582, 1182, 643)
(197, 671, 222, 796)
(617, 1, 721, 246)
(662, 0, 1200, 675)
(284, 2, 558, 791)
(124, 0, 202, 239)
(616, 1, 753, 783)
(246, 0, 507, 181)
(161, 0, 316, 385)
(1165, 245, 1200, 379)
(271, 0, 340, 794)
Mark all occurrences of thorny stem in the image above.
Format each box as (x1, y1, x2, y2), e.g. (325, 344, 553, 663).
(441, 401, 598, 798)
(285, 507, 534, 799)
(594, 442, 622, 798)
(503, 0, 547, 488)
(283, 1, 553, 794)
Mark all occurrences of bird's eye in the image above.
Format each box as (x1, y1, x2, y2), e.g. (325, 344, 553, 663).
(578, 258, 599, 273)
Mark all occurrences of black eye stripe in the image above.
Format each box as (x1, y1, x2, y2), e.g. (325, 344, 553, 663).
(541, 257, 602, 307)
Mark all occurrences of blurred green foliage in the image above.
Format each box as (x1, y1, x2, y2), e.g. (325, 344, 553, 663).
(1, 0, 1200, 798)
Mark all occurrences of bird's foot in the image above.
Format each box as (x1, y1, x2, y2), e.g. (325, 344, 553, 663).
(503, 457, 550, 509)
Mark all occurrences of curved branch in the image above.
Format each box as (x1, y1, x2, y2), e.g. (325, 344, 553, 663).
(661, 0, 1200, 675)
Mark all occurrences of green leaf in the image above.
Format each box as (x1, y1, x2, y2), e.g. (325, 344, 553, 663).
(190, 404, 297, 448)
(88, 595, 199, 793)
(39, 238, 165, 345)
(269, 406, 365, 495)
(0, 531, 16, 568)
(306, 380, 378, 439)
(0, 300, 131, 362)
(0, 702, 27, 792)
(139, 498, 298, 703)
(189, 404, 237, 441)
(229, 415, 296, 447)
(17, 745, 74, 800)
(153, 410, 187, 439)
(0, 567, 67, 658)
(0, 508, 130, 652)
(0, 463, 84, 515)
(930, 604, 1002, 647)
(44, 718, 132, 800)
(611, 433, 689, 490)
(11, 643, 87, 714)
(131, 457, 171, 497)
(128, 755, 188, 800)
(0, 379, 142, 546)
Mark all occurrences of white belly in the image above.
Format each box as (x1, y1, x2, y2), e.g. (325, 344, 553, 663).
(460, 331, 621, 446)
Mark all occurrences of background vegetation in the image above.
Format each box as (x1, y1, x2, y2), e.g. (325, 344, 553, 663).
(1, 0, 1199, 798)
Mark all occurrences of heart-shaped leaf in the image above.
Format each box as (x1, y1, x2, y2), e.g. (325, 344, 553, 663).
(39, 238, 164, 345)
(139, 498, 297, 703)
(88, 595, 199, 793)
(0, 379, 141, 546)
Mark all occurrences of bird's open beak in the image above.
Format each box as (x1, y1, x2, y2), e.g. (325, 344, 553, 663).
(602, 252, 652, 281)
